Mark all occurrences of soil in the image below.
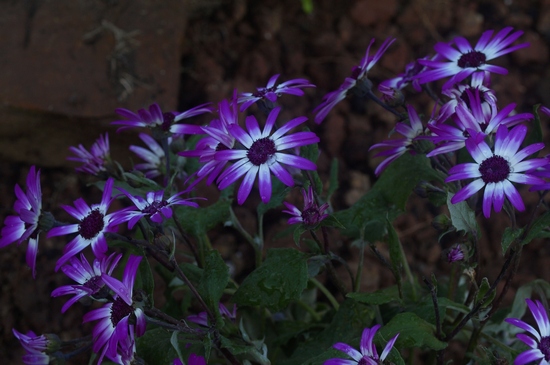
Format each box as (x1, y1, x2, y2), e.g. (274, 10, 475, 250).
(1, 0, 550, 363)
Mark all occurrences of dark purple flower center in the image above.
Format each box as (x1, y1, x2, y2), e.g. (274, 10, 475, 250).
(358, 358, 368, 365)
(459, 87, 487, 110)
(84, 275, 104, 294)
(253, 86, 276, 98)
(457, 51, 487, 69)
(479, 155, 510, 184)
(110, 297, 134, 327)
(216, 143, 230, 152)
(302, 207, 322, 227)
(79, 209, 105, 240)
(539, 336, 550, 360)
(247, 137, 276, 166)
(142, 200, 168, 216)
(161, 112, 175, 131)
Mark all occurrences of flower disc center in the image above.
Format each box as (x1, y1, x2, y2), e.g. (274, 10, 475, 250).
(79, 209, 105, 240)
(84, 275, 104, 294)
(110, 297, 134, 327)
(479, 155, 510, 184)
(540, 336, 550, 360)
(457, 50, 487, 68)
(247, 137, 276, 166)
(142, 200, 168, 216)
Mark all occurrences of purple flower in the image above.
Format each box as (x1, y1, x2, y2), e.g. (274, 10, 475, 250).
(187, 303, 237, 327)
(369, 105, 426, 176)
(12, 329, 58, 365)
(314, 38, 396, 124)
(174, 354, 206, 365)
(51, 252, 122, 313)
(417, 27, 529, 89)
(379, 54, 440, 93)
(427, 90, 532, 157)
(505, 299, 550, 365)
(48, 178, 120, 271)
(106, 324, 137, 365)
(282, 186, 329, 228)
(324, 324, 399, 365)
(179, 96, 238, 185)
(446, 125, 546, 218)
(114, 188, 200, 229)
(112, 103, 210, 135)
(68, 133, 111, 176)
(130, 133, 167, 179)
(446, 244, 465, 263)
(0, 166, 43, 278)
(238, 74, 315, 111)
(83, 255, 146, 363)
(215, 107, 319, 204)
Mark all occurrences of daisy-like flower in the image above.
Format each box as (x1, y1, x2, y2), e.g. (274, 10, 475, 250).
(51, 252, 122, 313)
(68, 133, 111, 176)
(114, 188, 200, 229)
(379, 54, 441, 93)
(13, 329, 60, 365)
(445, 244, 465, 263)
(446, 125, 547, 218)
(427, 89, 532, 157)
(48, 178, 120, 271)
(215, 107, 319, 204)
(505, 299, 550, 365)
(417, 27, 529, 89)
(83, 255, 146, 363)
(0, 166, 44, 278)
(314, 37, 396, 124)
(282, 186, 329, 228)
(238, 74, 315, 112)
(130, 133, 168, 179)
(324, 324, 399, 365)
(369, 105, 426, 176)
(107, 324, 136, 365)
(112, 103, 210, 135)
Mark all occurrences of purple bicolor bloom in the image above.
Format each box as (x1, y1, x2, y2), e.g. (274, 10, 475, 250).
(129, 133, 168, 179)
(0, 166, 43, 278)
(215, 107, 319, 204)
(416, 27, 529, 89)
(505, 299, 550, 365)
(83, 255, 146, 364)
(48, 178, 120, 271)
(369, 105, 426, 176)
(68, 133, 111, 176)
(314, 38, 396, 124)
(324, 324, 399, 365)
(238, 74, 315, 111)
(446, 125, 546, 218)
(282, 186, 329, 228)
(51, 252, 122, 313)
(12, 329, 56, 365)
(114, 188, 200, 229)
(446, 244, 465, 263)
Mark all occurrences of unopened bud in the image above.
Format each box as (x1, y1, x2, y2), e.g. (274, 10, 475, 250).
(432, 214, 453, 232)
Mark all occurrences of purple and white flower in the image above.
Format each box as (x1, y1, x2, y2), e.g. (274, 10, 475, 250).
(13, 329, 59, 365)
(114, 188, 200, 229)
(48, 178, 120, 271)
(282, 186, 329, 228)
(238, 74, 315, 112)
(324, 324, 399, 365)
(0, 166, 43, 278)
(68, 133, 111, 176)
(130, 133, 168, 179)
(314, 38, 396, 124)
(446, 125, 546, 218)
(505, 299, 550, 365)
(369, 105, 426, 176)
(215, 107, 319, 204)
(83, 255, 146, 364)
(51, 252, 122, 313)
(417, 27, 529, 89)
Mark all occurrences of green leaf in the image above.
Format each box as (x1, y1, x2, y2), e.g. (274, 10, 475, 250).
(136, 328, 202, 364)
(522, 211, 550, 245)
(501, 227, 523, 255)
(174, 198, 231, 237)
(198, 250, 229, 316)
(447, 192, 478, 235)
(475, 277, 496, 310)
(292, 225, 308, 247)
(387, 219, 405, 287)
(233, 248, 308, 312)
(136, 257, 155, 307)
(525, 104, 543, 148)
(380, 312, 447, 350)
(347, 285, 403, 305)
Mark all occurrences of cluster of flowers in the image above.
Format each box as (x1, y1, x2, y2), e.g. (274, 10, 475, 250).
(2, 24, 550, 364)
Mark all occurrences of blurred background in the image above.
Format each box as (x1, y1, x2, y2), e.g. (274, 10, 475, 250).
(1, 0, 550, 362)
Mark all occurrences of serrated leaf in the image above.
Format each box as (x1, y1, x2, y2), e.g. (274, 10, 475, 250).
(198, 250, 229, 317)
(233, 248, 308, 312)
(136, 257, 155, 306)
(174, 199, 231, 237)
(447, 192, 478, 235)
(292, 225, 307, 247)
(347, 285, 403, 305)
(475, 277, 495, 310)
(136, 328, 202, 364)
(522, 211, 550, 245)
(501, 227, 523, 255)
(380, 312, 447, 350)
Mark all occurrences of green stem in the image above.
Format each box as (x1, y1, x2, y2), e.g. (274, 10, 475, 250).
(310, 277, 339, 310)
(354, 239, 366, 293)
(296, 300, 322, 322)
